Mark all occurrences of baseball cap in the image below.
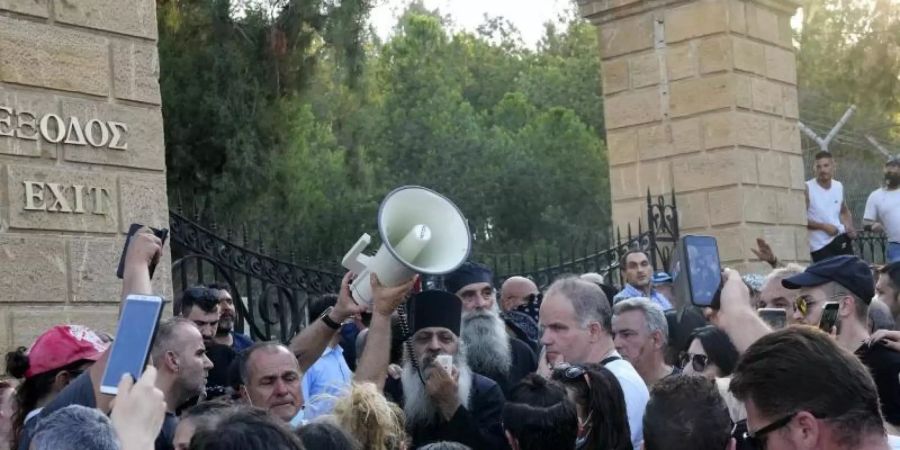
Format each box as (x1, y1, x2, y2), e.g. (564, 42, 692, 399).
(781, 255, 875, 304)
(25, 325, 109, 378)
(652, 271, 673, 284)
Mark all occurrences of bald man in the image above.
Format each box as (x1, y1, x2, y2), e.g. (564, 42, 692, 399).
(500, 276, 539, 312)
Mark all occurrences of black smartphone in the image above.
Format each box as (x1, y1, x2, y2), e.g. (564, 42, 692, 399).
(116, 224, 168, 279)
(819, 302, 840, 333)
(671, 235, 722, 308)
(758, 308, 787, 329)
(100, 294, 164, 394)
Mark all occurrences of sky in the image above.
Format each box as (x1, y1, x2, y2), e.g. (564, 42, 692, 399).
(369, 0, 573, 47)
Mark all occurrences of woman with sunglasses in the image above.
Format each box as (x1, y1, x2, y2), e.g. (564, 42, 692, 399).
(681, 326, 739, 380)
(551, 363, 632, 450)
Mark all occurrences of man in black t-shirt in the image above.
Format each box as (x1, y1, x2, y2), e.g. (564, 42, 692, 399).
(781, 255, 900, 427)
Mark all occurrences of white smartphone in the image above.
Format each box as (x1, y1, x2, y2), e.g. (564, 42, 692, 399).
(436, 354, 453, 374)
(100, 295, 164, 395)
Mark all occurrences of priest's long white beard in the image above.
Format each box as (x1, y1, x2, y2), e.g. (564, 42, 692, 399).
(460, 307, 512, 378)
(401, 352, 473, 427)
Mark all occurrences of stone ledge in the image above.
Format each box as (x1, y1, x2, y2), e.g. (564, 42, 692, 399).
(53, 0, 158, 40)
(580, 0, 799, 25)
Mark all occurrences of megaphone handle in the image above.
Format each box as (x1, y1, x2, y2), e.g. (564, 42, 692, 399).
(342, 234, 372, 275)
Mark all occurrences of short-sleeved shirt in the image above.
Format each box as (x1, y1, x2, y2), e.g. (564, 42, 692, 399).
(864, 188, 900, 243)
(604, 351, 650, 449)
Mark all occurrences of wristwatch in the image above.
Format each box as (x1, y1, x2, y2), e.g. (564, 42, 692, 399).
(319, 306, 341, 330)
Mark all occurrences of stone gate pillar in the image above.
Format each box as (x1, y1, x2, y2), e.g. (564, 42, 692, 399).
(0, 1, 172, 358)
(580, 0, 808, 270)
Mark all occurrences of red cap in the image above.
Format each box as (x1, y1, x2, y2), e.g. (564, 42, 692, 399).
(25, 325, 109, 378)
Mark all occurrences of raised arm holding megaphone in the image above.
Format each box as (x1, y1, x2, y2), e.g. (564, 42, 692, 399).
(341, 186, 472, 306)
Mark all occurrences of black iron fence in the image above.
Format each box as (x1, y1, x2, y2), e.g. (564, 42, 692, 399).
(856, 231, 890, 265)
(169, 191, 679, 342)
(169, 212, 342, 343)
(474, 191, 680, 289)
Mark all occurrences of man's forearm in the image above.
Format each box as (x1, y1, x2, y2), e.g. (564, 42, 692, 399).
(720, 309, 771, 354)
(120, 265, 152, 302)
(289, 313, 341, 373)
(354, 313, 393, 389)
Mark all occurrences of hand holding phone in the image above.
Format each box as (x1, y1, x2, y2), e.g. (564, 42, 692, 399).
(819, 302, 840, 334)
(100, 295, 164, 395)
(672, 235, 723, 308)
(116, 224, 168, 280)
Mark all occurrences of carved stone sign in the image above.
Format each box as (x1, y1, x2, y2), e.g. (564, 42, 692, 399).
(23, 181, 111, 215)
(6, 165, 119, 233)
(0, 105, 128, 150)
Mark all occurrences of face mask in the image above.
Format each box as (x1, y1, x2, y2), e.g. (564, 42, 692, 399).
(886, 173, 900, 187)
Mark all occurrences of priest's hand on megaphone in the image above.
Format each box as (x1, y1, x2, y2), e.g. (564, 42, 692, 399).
(370, 273, 417, 318)
(334, 272, 367, 323)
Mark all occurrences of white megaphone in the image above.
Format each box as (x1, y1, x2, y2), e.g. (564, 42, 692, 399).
(341, 186, 471, 306)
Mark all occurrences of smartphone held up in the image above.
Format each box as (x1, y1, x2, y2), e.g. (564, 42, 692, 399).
(671, 235, 724, 308)
(100, 294, 164, 395)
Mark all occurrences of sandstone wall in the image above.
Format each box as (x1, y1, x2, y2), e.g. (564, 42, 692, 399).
(0, 0, 172, 361)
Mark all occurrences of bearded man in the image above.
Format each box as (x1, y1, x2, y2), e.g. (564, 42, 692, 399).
(367, 290, 507, 449)
(444, 263, 538, 395)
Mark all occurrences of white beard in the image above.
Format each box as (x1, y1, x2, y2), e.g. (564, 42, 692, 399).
(460, 306, 512, 378)
(401, 351, 473, 427)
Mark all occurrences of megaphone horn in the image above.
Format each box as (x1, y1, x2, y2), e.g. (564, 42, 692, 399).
(341, 186, 471, 306)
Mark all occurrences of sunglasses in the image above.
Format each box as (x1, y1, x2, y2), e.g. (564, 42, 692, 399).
(743, 412, 801, 449)
(794, 294, 846, 316)
(679, 352, 709, 373)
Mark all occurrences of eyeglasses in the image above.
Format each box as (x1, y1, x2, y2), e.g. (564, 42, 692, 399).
(679, 352, 709, 373)
(794, 294, 846, 316)
(743, 412, 798, 449)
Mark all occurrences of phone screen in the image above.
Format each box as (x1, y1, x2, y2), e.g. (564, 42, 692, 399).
(685, 236, 721, 307)
(758, 308, 787, 329)
(100, 295, 164, 394)
(819, 302, 840, 333)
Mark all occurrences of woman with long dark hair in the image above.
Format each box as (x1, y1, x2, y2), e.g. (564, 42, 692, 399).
(552, 363, 632, 450)
(680, 325, 739, 379)
(5, 325, 107, 450)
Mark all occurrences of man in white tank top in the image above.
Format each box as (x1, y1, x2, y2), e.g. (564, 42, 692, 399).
(806, 151, 856, 262)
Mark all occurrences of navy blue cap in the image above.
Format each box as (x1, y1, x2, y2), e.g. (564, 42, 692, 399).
(406, 290, 462, 336)
(444, 262, 493, 295)
(781, 255, 874, 304)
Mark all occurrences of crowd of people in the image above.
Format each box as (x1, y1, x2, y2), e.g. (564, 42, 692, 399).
(0, 152, 897, 450)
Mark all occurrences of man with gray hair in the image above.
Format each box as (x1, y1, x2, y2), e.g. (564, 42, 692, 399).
(539, 276, 649, 448)
(612, 298, 674, 388)
(31, 405, 119, 450)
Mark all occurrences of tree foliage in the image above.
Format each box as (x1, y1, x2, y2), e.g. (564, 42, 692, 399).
(159, 2, 610, 261)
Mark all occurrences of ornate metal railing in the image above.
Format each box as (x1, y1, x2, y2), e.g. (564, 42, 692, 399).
(169, 211, 342, 343)
(168, 190, 679, 343)
(855, 231, 889, 265)
(482, 191, 680, 289)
